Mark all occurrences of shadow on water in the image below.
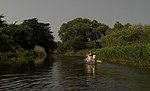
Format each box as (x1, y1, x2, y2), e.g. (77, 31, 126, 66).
(0, 55, 55, 75)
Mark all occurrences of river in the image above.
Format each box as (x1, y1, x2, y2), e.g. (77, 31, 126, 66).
(0, 55, 150, 91)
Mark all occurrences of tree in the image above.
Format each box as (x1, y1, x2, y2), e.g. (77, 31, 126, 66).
(113, 21, 124, 30)
(69, 35, 85, 51)
(0, 14, 7, 28)
(58, 17, 109, 51)
(101, 24, 150, 47)
(56, 41, 65, 53)
(0, 15, 13, 52)
(124, 23, 131, 28)
(22, 18, 56, 53)
(1, 24, 30, 49)
(0, 29, 14, 52)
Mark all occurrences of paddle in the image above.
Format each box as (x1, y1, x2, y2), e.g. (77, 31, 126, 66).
(96, 59, 102, 63)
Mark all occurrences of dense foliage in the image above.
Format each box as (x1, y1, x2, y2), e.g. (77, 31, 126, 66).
(22, 18, 56, 53)
(0, 15, 56, 64)
(101, 24, 150, 47)
(58, 17, 150, 68)
(69, 44, 150, 68)
(0, 16, 56, 53)
(1, 14, 150, 67)
(58, 17, 109, 52)
(58, 18, 150, 53)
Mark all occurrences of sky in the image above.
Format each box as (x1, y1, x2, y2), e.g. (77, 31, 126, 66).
(0, 0, 150, 41)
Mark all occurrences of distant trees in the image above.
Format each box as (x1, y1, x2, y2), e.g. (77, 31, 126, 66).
(113, 21, 124, 30)
(58, 18, 150, 53)
(0, 15, 13, 52)
(0, 15, 57, 64)
(0, 15, 7, 27)
(0, 16, 56, 53)
(101, 24, 150, 47)
(22, 18, 56, 53)
(58, 17, 109, 52)
(1, 24, 30, 50)
(1, 14, 149, 55)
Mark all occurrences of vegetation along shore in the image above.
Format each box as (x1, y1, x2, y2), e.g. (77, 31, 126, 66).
(1, 14, 150, 68)
(57, 18, 150, 68)
(65, 44, 150, 68)
(0, 15, 56, 65)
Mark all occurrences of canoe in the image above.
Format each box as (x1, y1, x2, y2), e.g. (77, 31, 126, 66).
(85, 61, 96, 64)
(84, 59, 102, 64)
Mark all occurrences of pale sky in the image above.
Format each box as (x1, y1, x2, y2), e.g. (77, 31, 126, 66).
(0, 0, 150, 41)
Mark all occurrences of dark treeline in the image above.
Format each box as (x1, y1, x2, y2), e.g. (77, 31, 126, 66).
(57, 17, 110, 52)
(0, 15, 56, 64)
(57, 17, 150, 52)
(1, 15, 150, 67)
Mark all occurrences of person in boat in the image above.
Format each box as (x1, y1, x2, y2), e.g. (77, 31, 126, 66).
(85, 52, 93, 62)
(92, 52, 96, 62)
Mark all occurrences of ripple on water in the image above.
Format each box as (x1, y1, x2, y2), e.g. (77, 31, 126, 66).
(0, 57, 150, 91)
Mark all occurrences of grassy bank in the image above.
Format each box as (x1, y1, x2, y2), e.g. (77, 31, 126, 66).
(0, 46, 47, 65)
(65, 44, 150, 68)
(0, 49, 35, 65)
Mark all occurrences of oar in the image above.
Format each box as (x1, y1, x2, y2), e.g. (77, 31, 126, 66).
(96, 59, 102, 63)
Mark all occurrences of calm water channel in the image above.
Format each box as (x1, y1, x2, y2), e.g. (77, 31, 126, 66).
(0, 55, 150, 91)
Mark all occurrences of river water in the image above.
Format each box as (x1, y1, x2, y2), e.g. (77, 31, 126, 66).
(0, 55, 150, 91)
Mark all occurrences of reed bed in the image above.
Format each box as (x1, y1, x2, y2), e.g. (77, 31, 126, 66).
(74, 44, 150, 68)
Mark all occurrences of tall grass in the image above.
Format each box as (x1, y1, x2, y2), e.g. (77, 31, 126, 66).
(96, 44, 150, 68)
(0, 49, 35, 65)
(68, 44, 150, 68)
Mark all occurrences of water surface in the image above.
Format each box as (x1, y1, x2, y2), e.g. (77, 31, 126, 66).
(0, 55, 150, 91)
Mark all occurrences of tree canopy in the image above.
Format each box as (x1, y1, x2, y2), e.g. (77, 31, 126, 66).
(0, 14, 7, 28)
(58, 17, 109, 52)
(0, 16, 56, 53)
(1, 15, 150, 54)
(22, 18, 56, 53)
(58, 18, 150, 53)
(101, 24, 150, 47)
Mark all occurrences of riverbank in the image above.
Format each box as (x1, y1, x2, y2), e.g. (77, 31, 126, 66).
(0, 46, 47, 65)
(65, 44, 150, 68)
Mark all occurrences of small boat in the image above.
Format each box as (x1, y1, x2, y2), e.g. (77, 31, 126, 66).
(84, 59, 102, 64)
(86, 61, 96, 64)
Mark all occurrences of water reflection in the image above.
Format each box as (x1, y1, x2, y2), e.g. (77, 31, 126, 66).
(0, 55, 54, 75)
(0, 55, 150, 91)
(84, 63, 102, 77)
(84, 63, 96, 75)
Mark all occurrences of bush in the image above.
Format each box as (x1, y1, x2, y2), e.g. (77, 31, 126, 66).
(0, 48, 35, 65)
(96, 44, 150, 68)
(101, 24, 150, 47)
